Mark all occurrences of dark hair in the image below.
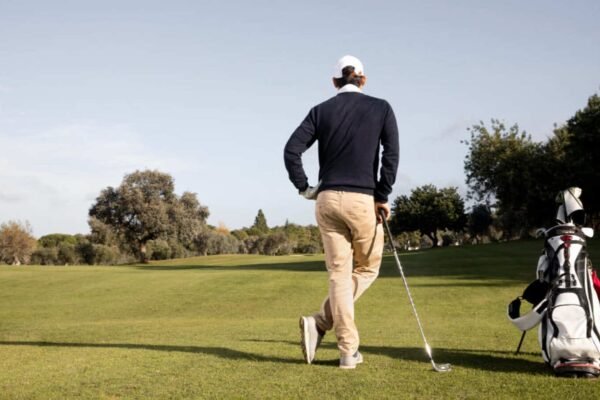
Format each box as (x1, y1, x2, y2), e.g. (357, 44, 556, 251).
(333, 66, 364, 88)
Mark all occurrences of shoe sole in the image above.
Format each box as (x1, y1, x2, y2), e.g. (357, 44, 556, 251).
(299, 317, 311, 364)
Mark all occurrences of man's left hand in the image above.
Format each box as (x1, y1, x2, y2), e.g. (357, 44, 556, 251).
(375, 202, 390, 224)
(300, 180, 322, 200)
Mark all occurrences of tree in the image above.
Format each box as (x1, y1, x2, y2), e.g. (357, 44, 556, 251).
(463, 120, 559, 236)
(36, 233, 81, 265)
(0, 221, 36, 265)
(251, 209, 269, 235)
(194, 228, 240, 256)
(390, 185, 466, 247)
(38, 233, 77, 248)
(394, 231, 421, 250)
(467, 204, 494, 243)
(89, 170, 209, 262)
(561, 94, 600, 227)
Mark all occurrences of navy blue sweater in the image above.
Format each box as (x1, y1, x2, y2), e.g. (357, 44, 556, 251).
(284, 91, 399, 202)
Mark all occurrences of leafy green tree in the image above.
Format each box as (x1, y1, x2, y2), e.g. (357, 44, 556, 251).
(394, 231, 421, 250)
(38, 234, 77, 248)
(391, 185, 466, 247)
(251, 209, 269, 235)
(464, 120, 540, 206)
(0, 220, 36, 265)
(467, 204, 493, 243)
(89, 170, 209, 262)
(88, 217, 119, 246)
(34, 233, 88, 265)
(562, 94, 600, 226)
(30, 247, 58, 265)
(261, 232, 293, 255)
(463, 109, 600, 234)
(196, 229, 240, 256)
(463, 120, 558, 235)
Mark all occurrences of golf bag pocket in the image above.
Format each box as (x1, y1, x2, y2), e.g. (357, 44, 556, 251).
(507, 297, 547, 332)
(541, 290, 600, 365)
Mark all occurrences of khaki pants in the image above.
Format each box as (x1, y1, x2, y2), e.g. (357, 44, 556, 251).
(313, 190, 384, 355)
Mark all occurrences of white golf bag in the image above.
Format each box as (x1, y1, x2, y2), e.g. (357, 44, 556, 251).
(508, 188, 600, 377)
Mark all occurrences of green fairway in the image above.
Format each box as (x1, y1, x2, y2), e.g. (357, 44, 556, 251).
(1, 240, 600, 399)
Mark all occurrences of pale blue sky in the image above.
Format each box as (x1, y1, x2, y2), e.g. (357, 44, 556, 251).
(1, 0, 599, 236)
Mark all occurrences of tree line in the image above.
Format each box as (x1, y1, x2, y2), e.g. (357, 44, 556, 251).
(0, 170, 323, 265)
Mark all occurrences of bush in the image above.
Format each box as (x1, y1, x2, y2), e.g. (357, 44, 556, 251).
(0, 220, 36, 265)
(294, 242, 321, 254)
(57, 243, 79, 265)
(30, 247, 59, 265)
(441, 230, 459, 247)
(92, 244, 122, 265)
(147, 239, 171, 260)
(261, 233, 292, 256)
(394, 231, 421, 250)
(195, 230, 241, 256)
(75, 240, 127, 265)
(167, 238, 189, 259)
(76, 241, 95, 264)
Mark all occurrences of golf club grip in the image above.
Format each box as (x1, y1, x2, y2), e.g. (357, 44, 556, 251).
(379, 209, 395, 251)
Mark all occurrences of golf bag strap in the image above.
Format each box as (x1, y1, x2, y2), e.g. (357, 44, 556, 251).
(507, 297, 548, 332)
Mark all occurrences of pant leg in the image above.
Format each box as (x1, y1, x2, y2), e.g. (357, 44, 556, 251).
(344, 192, 385, 301)
(312, 191, 384, 355)
(313, 191, 358, 355)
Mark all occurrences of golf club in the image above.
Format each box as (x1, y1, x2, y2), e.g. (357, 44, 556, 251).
(380, 209, 452, 373)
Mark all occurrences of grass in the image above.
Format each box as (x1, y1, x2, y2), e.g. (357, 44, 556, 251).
(1, 240, 600, 399)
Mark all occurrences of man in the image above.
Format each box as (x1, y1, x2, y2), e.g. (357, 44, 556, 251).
(283, 55, 400, 369)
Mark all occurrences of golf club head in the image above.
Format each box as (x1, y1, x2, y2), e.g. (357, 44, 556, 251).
(432, 361, 452, 372)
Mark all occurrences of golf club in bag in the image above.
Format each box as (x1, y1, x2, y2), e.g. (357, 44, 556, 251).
(380, 210, 452, 373)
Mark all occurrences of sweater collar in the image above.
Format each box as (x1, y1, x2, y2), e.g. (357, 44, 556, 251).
(337, 84, 362, 94)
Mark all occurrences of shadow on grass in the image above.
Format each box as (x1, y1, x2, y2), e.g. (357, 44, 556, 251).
(132, 239, 600, 285)
(136, 260, 326, 273)
(360, 345, 549, 375)
(1, 340, 549, 374)
(0, 341, 303, 364)
(135, 246, 540, 284)
(244, 339, 548, 375)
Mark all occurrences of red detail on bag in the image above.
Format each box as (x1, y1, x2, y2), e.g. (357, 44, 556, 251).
(592, 270, 600, 299)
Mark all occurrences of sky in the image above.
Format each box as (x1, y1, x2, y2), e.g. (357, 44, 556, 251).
(1, 0, 599, 236)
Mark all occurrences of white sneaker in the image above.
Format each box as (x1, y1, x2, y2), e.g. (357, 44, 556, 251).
(339, 351, 363, 369)
(299, 316, 323, 364)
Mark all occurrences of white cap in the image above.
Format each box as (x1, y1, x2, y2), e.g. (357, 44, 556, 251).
(333, 55, 364, 78)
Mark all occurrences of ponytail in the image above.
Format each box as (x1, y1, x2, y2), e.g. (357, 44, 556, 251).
(334, 66, 365, 88)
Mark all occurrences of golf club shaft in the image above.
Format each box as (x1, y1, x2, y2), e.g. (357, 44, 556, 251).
(380, 212, 435, 362)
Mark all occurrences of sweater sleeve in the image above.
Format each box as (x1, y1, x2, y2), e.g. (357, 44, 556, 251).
(374, 103, 399, 202)
(284, 108, 318, 192)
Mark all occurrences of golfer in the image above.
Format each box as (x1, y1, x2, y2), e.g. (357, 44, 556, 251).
(284, 55, 399, 369)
